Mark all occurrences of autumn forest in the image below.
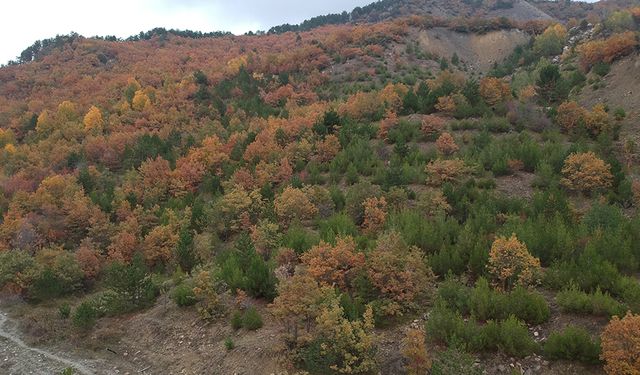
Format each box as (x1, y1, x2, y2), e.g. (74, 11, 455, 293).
(1, 0, 640, 374)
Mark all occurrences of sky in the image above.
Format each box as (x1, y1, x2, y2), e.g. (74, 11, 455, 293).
(0, 0, 372, 64)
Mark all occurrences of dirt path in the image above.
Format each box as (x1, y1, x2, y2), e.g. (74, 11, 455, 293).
(0, 310, 97, 375)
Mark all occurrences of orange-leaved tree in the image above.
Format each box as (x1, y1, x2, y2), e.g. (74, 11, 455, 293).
(366, 232, 435, 317)
(425, 158, 468, 186)
(561, 151, 613, 194)
(435, 132, 459, 156)
(584, 104, 612, 136)
(420, 115, 446, 139)
(479, 77, 511, 106)
(556, 101, 586, 133)
(487, 234, 542, 291)
(578, 31, 638, 71)
(362, 196, 387, 235)
(600, 312, 640, 375)
(301, 236, 365, 290)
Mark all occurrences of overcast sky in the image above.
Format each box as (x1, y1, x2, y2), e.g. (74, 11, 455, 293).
(0, 0, 372, 64)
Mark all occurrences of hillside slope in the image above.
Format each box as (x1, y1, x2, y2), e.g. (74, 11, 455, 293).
(352, 0, 552, 22)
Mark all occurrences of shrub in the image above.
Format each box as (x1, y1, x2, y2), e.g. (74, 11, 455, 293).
(544, 326, 601, 364)
(73, 301, 97, 331)
(601, 313, 640, 374)
(241, 306, 263, 330)
(533, 24, 567, 57)
(469, 278, 504, 322)
(613, 107, 626, 121)
(29, 249, 84, 301)
(431, 348, 482, 375)
(556, 285, 626, 317)
(224, 337, 235, 350)
(231, 310, 243, 330)
(468, 279, 549, 325)
(59, 303, 71, 319)
(298, 339, 341, 374)
(426, 304, 537, 357)
(578, 32, 638, 71)
(592, 62, 611, 77)
(244, 254, 277, 300)
(104, 253, 158, 313)
(499, 315, 538, 357)
(172, 282, 197, 307)
(319, 213, 358, 243)
(430, 247, 466, 277)
(508, 286, 550, 325)
(425, 302, 467, 346)
(281, 224, 320, 254)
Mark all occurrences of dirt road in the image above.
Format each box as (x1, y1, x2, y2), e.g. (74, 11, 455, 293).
(0, 310, 98, 375)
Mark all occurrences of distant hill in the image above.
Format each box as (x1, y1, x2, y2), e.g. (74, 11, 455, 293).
(268, 0, 640, 34)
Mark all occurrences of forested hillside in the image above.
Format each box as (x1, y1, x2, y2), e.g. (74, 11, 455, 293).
(1, 2, 640, 375)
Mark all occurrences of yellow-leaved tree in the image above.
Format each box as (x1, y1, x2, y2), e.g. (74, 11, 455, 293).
(561, 152, 613, 194)
(402, 328, 431, 375)
(487, 234, 542, 291)
(83, 105, 104, 134)
(315, 294, 377, 374)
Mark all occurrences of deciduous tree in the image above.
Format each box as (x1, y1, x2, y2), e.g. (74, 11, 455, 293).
(561, 152, 613, 194)
(403, 328, 431, 375)
(556, 101, 586, 132)
(362, 197, 387, 235)
(301, 236, 365, 290)
(435, 132, 459, 156)
(314, 295, 377, 374)
(274, 186, 318, 225)
(600, 312, 640, 375)
(425, 159, 468, 186)
(366, 232, 434, 317)
(269, 272, 326, 346)
(487, 234, 541, 291)
(479, 77, 511, 106)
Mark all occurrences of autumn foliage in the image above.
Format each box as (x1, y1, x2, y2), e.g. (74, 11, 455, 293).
(561, 152, 613, 194)
(479, 77, 511, 106)
(578, 32, 638, 71)
(425, 158, 468, 186)
(435, 132, 459, 156)
(600, 312, 640, 375)
(301, 237, 365, 290)
(403, 328, 431, 375)
(274, 186, 319, 225)
(487, 234, 542, 291)
(362, 197, 387, 234)
(366, 232, 435, 317)
(556, 101, 587, 132)
(420, 115, 447, 138)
